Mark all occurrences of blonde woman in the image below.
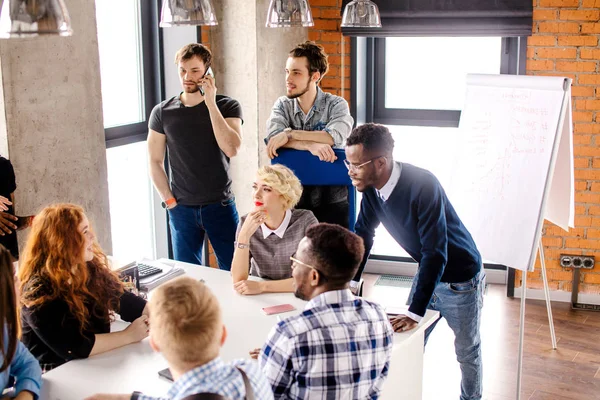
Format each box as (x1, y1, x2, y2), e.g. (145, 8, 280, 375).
(232, 165, 318, 295)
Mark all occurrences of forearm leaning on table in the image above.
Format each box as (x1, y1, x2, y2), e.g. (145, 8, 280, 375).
(260, 278, 293, 293)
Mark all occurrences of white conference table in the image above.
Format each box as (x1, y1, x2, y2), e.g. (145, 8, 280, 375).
(41, 260, 439, 400)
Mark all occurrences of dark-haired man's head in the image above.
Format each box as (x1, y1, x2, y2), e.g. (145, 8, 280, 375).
(175, 43, 212, 94)
(345, 123, 395, 192)
(285, 41, 329, 99)
(291, 223, 364, 301)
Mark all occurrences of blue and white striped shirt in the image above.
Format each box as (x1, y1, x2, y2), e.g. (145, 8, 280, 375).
(259, 289, 394, 400)
(138, 357, 273, 400)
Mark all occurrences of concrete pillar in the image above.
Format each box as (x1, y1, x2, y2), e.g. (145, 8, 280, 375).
(256, 0, 307, 168)
(0, 0, 112, 252)
(207, 0, 306, 215)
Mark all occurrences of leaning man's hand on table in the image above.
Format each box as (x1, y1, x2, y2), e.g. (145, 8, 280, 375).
(249, 348, 261, 360)
(389, 315, 418, 332)
(85, 394, 130, 400)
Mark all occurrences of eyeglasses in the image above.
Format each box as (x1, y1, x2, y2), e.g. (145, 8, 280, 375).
(290, 256, 327, 281)
(290, 256, 318, 271)
(343, 156, 385, 172)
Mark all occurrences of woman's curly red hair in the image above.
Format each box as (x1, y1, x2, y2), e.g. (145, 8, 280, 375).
(18, 204, 123, 331)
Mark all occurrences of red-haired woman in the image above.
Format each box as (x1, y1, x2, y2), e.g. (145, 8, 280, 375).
(18, 204, 149, 371)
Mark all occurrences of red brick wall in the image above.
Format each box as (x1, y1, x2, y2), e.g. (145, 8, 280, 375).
(515, 0, 600, 294)
(309, 0, 352, 104)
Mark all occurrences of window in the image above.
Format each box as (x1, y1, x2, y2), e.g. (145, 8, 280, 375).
(384, 38, 501, 111)
(370, 125, 461, 258)
(95, 0, 161, 147)
(96, 0, 145, 128)
(96, 0, 162, 259)
(106, 141, 155, 261)
(355, 36, 525, 261)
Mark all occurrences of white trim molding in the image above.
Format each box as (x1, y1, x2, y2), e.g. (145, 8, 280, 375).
(513, 287, 600, 305)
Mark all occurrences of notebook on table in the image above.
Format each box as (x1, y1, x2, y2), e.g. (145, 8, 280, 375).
(138, 259, 185, 291)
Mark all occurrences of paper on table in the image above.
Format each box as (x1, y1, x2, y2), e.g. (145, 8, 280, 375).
(385, 306, 408, 317)
(139, 259, 185, 290)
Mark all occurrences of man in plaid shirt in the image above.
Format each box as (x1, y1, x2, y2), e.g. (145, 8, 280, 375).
(259, 223, 394, 399)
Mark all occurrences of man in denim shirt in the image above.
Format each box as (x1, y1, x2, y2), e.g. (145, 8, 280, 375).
(265, 41, 354, 227)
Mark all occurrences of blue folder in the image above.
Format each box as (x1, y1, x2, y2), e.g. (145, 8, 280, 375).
(272, 148, 357, 231)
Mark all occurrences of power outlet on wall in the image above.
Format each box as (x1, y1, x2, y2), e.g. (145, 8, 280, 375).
(560, 254, 595, 269)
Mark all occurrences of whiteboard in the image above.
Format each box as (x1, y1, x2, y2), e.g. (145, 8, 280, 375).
(448, 74, 574, 272)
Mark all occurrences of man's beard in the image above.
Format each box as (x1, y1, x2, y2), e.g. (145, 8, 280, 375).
(183, 85, 200, 94)
(293, 283, 309, 301)
(286, 78, 311, 99)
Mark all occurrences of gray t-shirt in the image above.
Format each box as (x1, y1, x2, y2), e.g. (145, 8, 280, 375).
(149, 95, 243, 206)
(236, 209, 318, 280)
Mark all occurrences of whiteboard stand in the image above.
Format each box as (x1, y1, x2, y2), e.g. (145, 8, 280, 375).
(516, 242, 557, 400)
(515, 78, 571, 400)
(516, 269, 528, 400)
(538, 242, 558, 349)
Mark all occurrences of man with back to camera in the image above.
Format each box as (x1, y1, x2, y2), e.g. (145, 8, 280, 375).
(147, 43, 243, 270)
(345, 123, 485, 400)
(254, 223, 394, 399)
(265, 41, 354, 228)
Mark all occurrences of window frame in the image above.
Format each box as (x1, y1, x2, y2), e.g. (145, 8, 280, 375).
(103, 0, 164, 148)
(371, 37, 526, 127)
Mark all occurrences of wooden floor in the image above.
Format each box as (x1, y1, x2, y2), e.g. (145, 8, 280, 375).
(362, 275, 600, 400)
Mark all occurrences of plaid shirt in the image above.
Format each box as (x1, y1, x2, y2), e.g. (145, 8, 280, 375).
(137, 357, 273, 400)
(259, 289, 394, 400)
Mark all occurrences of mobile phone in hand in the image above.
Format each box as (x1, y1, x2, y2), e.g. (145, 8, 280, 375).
(198, 67, 214, 96)
(262, 303, 295, 315)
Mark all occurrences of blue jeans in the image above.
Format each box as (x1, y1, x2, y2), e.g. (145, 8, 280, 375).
(409, 270, 486, 400)
(167, 199, 239, 270)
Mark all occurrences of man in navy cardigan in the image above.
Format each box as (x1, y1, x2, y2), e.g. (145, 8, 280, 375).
(345, 123, 485, 400)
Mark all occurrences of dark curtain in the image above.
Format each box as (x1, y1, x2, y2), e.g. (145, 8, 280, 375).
(340, 0, 533, 37)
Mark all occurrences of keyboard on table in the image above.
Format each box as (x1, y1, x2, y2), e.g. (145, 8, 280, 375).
(136, 263, 163, 279)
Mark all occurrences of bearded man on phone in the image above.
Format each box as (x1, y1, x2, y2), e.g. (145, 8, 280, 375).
(147, 43, 243, 270)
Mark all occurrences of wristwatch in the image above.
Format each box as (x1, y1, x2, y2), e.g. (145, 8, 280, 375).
(283, 127, 293, 140)
(235, 241, 249, 249)
(161, 198, 176, 209)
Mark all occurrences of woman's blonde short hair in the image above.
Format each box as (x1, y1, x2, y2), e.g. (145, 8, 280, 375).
(257, 164, 303, 210)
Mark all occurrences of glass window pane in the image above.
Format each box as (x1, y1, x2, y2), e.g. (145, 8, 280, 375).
(106, 141, 155, 261)
(385, 37, 502, 110)
(370, 125, 498, 264)
(369, 125, 460, 258)
(96, 0, 144, 128)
